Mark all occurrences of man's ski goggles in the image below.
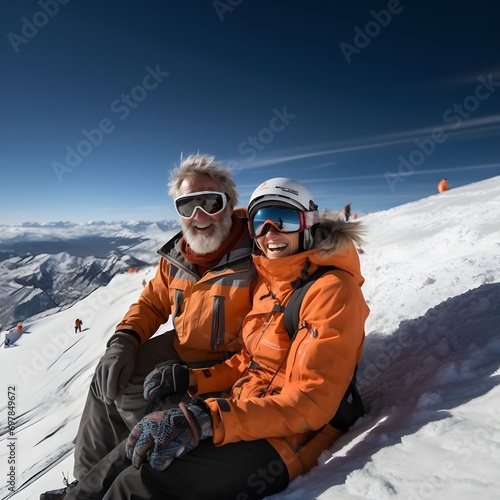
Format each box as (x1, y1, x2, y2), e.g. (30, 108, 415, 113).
(174, 191, 231, 219)
(249, 206, 319, 238)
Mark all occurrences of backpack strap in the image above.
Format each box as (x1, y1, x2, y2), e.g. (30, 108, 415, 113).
(283, 266, 336, 340)
(282, 265, 365, 432)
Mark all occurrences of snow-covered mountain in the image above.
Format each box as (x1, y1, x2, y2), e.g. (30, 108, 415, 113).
(1, 177, 499, 499)
(0, 220, 180, 330)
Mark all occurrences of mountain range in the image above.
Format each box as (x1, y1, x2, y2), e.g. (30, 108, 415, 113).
(0, 220, 180, 330)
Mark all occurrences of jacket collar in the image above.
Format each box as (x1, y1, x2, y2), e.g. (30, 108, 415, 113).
(253, 217, 365, 287)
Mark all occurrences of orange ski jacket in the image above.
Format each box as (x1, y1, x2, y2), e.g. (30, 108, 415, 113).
(115, 218, 257, 363)
(438, 178, 448, 192)
(192, 217, 370, 479)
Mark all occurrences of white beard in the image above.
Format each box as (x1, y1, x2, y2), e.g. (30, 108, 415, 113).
(182, 211, 233, 254)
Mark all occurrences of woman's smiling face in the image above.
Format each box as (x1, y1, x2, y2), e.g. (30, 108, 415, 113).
(256, 226, 300, 259)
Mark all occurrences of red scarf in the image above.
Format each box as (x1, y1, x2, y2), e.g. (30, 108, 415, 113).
(180, 214, 247, 275)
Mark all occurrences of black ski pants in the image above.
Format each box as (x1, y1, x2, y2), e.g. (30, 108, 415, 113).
(73, 331, 218, 480)
(66, 436, 289, 500)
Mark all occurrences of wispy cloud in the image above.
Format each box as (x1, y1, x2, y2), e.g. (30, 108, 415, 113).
(304, 163, 500, 184)
(228, 114, 500, 171)
(237, 163, 500, 203)
(436, 68, 500, 87)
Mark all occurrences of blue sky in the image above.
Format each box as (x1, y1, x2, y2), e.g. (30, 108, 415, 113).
(1, 0, 499, 225)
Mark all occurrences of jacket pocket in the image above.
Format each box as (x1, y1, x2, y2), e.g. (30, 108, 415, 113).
(268, 425, 343, 481)
(210, 295, 225, 351)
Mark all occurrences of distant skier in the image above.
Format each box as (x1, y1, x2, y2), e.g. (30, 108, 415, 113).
(75, 319, 83, 334)
(17, 322, 23, 334)
(4, 333, 11, 347)
(142, 279, 147, 287)
(438, 178, 448, 193)
(343, 202, 352, 222)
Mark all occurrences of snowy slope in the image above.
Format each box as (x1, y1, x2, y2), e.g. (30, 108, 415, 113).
(1, 177, 499, 499)
(0, 220, 180, 329)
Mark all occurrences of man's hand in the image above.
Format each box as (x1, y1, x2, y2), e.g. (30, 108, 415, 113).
(91, 333, 139, 405)
(126, 401, 212, 470)
(143, 360, 190, 404)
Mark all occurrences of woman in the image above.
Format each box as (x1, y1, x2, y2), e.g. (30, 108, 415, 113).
(66, 177, 369, 500)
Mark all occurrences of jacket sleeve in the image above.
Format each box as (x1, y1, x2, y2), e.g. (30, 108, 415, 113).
(115, 259, 173, 344)
(205, 272, 368, 445)
(191, 349, 252, 395)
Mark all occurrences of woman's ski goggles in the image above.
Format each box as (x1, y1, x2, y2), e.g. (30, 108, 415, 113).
(174, 191, 231, 219)
(248, 206, 319, 238)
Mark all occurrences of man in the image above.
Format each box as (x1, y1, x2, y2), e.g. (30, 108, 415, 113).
(74, 319, 82, 334)
(438, 178, 448, 192)
(343, 201, 352, 222)
(42, 154, 256, 499)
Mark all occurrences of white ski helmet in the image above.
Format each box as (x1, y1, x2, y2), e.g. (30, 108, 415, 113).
(247, 177, 319, 250)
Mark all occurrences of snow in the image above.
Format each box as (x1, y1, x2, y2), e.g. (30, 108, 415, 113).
(0, 221, 178, 329)
(1, 176, 500, 499)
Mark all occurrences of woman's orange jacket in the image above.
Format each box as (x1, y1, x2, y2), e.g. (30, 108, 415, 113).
(192, 218, 370, 479)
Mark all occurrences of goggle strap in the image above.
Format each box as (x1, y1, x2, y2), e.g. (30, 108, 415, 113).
(303, 210, 320, 228)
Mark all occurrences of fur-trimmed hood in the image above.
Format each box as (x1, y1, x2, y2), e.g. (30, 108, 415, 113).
(253, 216, 366, 288)
(314, 216, 365, 256)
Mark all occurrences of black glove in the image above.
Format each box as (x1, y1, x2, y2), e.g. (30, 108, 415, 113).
(126, 400, 212, 470)
(143, 360, 190, 405)
(91, 333, 139, 405)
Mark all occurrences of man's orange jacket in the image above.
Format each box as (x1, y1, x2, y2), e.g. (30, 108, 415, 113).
(116, 220, 256, 362)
